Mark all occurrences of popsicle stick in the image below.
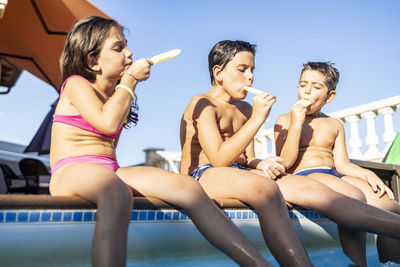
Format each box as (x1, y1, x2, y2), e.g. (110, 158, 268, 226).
(151, 49, 181, 64)
(243, 86, 264, 95)
(297, 99, 312, 107)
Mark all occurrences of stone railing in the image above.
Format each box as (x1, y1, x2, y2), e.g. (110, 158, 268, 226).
(147, 95, 400, 172)
(142, 148, 181, 174)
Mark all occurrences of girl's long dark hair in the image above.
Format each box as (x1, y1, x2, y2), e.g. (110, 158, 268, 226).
(60, 16, 139, 127)
(126, 93, 139, 127)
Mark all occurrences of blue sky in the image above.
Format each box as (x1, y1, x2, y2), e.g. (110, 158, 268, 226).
(0, 0, 399, 166)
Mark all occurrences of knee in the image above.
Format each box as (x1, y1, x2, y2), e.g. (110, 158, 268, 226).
(98, 180, 133, 216)
(347, 187, 366, 203)
(375, 198, 400, 213)
(248, 180, 282, 208)
(179, 177, 208, 203)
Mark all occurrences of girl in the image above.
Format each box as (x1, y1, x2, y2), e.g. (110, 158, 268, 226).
(50, 16, 270, 267)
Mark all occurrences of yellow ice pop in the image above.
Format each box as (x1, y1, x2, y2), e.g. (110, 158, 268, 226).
(297, 99, 312, 107)
(243, 86, 264, 95)
(150, 49, 181, 64)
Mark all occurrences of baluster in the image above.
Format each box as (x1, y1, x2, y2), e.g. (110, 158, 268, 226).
(267, 133, 276, 156)
(344, 115, 363, 159)
(255, 136, 268, 159)
(254, 137, 261, 158)
(378, 107, 396, 153)
(361, 111, 380, 160)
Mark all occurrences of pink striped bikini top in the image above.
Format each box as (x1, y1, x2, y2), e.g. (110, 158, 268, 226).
(53, 75, 122, 139)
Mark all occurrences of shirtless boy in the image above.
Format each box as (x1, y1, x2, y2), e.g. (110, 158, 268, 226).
(274, 61, 400, 264)
(180, 40, 312, 267)
(181, 42, 400, 266)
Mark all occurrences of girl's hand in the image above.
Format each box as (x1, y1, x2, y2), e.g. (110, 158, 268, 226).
(290, 101, 307, 126)
(252, 93, 276, 122)
(258, 156, 285, 180)
(365, 173, 394, 199)
(126, 58, 153, 82)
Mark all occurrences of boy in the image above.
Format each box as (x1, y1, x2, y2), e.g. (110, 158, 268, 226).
(181, 42, 400, 266)
(180, 40, 312, 267)
(274, 61, 400, 263)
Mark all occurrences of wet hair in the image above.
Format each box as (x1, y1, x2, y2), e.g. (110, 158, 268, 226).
(60, 16, 138, 127)
(301, 62, 340, 93)
(208, 40, 256, 85)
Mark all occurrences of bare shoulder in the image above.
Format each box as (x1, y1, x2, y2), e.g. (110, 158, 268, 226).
(324, 115, 344, 130)
(275, 113, 291, 129)
(184, 94, 213, 111)
(63, 76, 92, 94)
(188, 94, 209, 104)
(182, 94, 216, 120)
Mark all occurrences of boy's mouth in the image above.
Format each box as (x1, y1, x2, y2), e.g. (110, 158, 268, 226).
(298, 99, 312, 108)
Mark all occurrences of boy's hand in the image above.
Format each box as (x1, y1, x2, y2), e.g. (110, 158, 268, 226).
(125, 58, 153, 82)
(365, 173, 394, 199)
(235, 153, 247, 165)
(257, 156, 285, 180)
(290, 101, 307, 125)
(252, 93, 276, 122)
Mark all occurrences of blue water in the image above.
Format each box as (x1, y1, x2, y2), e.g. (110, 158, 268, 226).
(129, 246, 400, 267)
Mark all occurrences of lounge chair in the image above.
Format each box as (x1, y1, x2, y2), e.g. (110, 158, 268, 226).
(18, 158, 50, 194)
(0, 163, 27, 194)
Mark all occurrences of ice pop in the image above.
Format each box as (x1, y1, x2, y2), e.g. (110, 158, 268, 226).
(243, 86, 264, 95)
(151, 49, 181, 64)
(297, 99, 312, 107)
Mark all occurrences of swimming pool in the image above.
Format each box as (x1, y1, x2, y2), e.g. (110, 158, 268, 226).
(0, 195, 378, 267)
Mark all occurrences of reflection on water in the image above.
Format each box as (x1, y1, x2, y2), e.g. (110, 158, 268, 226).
(129, 245, 398, 267)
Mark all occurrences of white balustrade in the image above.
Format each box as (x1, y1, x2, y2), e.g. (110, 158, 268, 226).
(152, 95, 400, 171)
(378, 107, 396, 153)
(254, 128, 275, 159)
(361, 111, 380, 160)
(344, 115, 363, 159)
(155, 150, 181, 173)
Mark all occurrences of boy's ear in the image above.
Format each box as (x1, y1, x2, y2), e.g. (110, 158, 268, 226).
(87, 55, 100, 72)
(213, 65, 223, 84)
(325, 90, 336, 103)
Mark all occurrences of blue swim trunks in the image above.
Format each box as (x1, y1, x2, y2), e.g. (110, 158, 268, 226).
(191, 162, 247, 181)
(294, 166, 343, 178)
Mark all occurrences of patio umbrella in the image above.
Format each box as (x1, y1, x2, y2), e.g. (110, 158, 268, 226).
(24, 99, 57, 155)
(0, 0, 110, 91)
(0, 0, 110, 154)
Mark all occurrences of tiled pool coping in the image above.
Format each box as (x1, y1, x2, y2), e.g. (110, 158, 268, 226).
(0, 209, 325, 223)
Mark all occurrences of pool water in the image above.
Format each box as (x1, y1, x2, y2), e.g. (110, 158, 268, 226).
(128, 246, 400, 267)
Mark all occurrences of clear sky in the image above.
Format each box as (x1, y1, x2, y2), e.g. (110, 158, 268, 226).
(0, 0, 399, 166)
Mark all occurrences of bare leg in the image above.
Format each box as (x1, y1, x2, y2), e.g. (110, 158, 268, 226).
(306, 173, 368, 266)
(248, 170, 367, 266)
(338, 227, 366, 267)
(342, 176, 400, 263)
(50, 163, 133, 267)
(274, 173, 400, 239)
(195, 167, 312, 267)
(117, 166, 271, 267)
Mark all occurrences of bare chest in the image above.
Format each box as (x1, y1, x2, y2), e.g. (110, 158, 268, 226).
(300, 118, 338, 149)
(215, 105, 248, 139)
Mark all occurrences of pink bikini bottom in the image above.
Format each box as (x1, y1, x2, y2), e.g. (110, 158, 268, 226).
(51, 154, 120, 176)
